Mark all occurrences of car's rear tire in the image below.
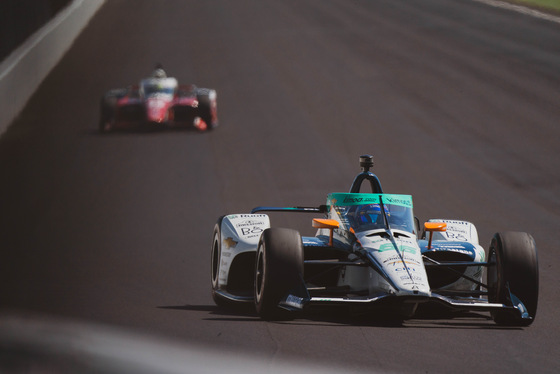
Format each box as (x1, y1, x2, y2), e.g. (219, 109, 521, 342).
(99, 99, 113, 133)
(487, 232, 538, 326)
(99, 89, 126, 133)
(254, 228, 304, 320)
(196, 89, 217, 130)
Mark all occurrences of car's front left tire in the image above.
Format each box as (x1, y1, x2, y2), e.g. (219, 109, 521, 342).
(254, 228, 304, 320)
(211, 216, 230, 308)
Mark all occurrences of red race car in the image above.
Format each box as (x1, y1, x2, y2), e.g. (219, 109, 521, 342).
(99, 66, 218, 132)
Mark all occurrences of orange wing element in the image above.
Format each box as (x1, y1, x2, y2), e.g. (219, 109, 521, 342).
(424, 222, 447, 250)
(312, 219, 340, 246)
(424, 222, 447, 232)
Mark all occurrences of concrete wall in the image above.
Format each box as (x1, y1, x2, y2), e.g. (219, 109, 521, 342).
(0, 0, 73, 61)
(0, 0, 106, 135)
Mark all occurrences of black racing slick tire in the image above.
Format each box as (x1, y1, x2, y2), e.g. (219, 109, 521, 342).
(487, 232, 539, 326)
(99, 89, 126, 133)
(254, 228, 304, 320)
(99, 98, 113, 133)
(196, 89, 217, 131)
(211, 216, 230, 308)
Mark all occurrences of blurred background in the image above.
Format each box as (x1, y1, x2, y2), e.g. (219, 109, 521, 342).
(1, 1, 559, 373)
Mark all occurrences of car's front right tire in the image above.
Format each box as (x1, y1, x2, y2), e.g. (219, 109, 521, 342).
(487, 231, 538, 326)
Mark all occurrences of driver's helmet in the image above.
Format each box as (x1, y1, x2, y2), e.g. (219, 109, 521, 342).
(355, 204, 388, 227)
(152, 68, 167, 79)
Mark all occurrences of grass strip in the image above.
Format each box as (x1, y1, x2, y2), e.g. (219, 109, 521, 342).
(510, 0, 560, 12)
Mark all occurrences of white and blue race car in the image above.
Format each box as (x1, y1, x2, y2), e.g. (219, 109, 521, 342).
(211, 155, 538, 326)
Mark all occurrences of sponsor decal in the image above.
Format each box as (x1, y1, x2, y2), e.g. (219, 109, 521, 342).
(444, 232, 468, 241)
(401, 281, 424, 287)
(342, 196, 379, 204)
(386, 260, 421, 266)
(240, 227, 264, 237)
(435, 244, 468, 249)
(228, 214, 267, 219)
(224, 237, 238, 249)
(383, 255, 402, 263)
(446, 225, 468, 232)
(327, 193, 413, 208)
(401, 275, 424, 281)
(439, 220, 469, 225)
(394, 266, 417, 272)
(430, 243, 474, 255)
(236, 220, 265, 228)
(383, 196, 413, 208)
(369, 238, 387, 244)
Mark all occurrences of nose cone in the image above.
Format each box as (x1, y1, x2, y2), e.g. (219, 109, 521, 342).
(358, 231, 432, 296)
(146, 98, 169, 123)
(394, 287, 431, 298)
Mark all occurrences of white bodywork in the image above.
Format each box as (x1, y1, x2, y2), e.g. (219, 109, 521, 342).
(429, 218, 480, 244)
(426, 219, 485, 291)
(218, 214, 270, 288)
(360, 230, 430, 296)
(327, 228, 431, 298)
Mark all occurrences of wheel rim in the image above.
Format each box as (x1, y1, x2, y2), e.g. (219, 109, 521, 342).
(255, 245, 265, 303)
(211, 233, 219, 288)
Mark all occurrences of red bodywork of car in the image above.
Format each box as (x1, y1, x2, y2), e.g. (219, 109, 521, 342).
(111, 86, 207, 131)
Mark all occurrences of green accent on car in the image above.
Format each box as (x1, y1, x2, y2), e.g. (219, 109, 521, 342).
(327, 193, 413, 208)
(378, 243, 417, 254)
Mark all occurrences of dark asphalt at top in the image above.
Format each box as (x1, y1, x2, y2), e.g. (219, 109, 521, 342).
(1, 0, 559, 372)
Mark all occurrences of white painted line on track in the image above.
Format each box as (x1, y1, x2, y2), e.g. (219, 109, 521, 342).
(472, 0, 560, 24)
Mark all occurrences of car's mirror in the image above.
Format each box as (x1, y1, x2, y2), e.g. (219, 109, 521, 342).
(424, 222, 447, 232)
(312, 219, 339, 246)
(424, 222, 447, 250)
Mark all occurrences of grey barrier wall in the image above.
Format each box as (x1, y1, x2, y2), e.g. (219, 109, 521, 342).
(0, 0, 72, 61)
(0, 0, 106, 134)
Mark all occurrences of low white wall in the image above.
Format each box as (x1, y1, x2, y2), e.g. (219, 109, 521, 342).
(0, 0, 106, 135)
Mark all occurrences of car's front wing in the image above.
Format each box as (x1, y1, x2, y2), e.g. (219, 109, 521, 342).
(279, 291, 531, 322)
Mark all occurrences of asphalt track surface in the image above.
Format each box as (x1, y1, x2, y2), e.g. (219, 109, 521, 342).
(1, 1, 559, 373)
